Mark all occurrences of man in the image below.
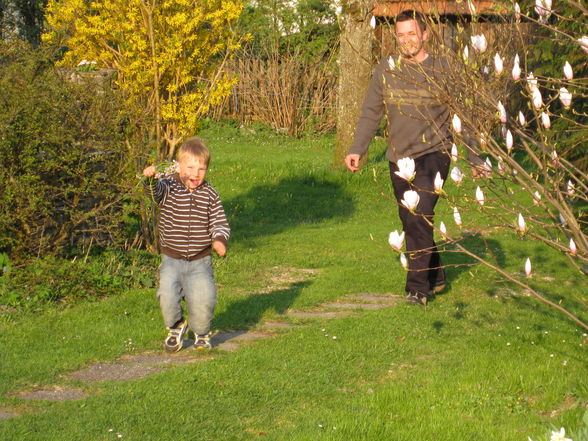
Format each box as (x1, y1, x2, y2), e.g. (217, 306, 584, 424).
(345, 10, 483, 306)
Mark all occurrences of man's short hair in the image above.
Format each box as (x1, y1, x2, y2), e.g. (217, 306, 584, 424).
(177, 137, 210, 167)
(396, 9, 427, 32)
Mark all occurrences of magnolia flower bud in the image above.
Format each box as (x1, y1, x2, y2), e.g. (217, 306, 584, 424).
(335, 5, 343, 16)
(471, 34, 487, 53)
(569, 238, 577, 256)
(394, 157, 416, 181)
(506, 129, 514, 152)
(484, 157, 492, 172)
(518, 111, 526, 126)
(451, 143, 459, 162)
(559, 213, 567, 226)
(532, 87, 543, 109)
(497, 160, 505, 174)
(563, 61, 573, 80)
(514, 2, 521, 20)
(450, 166, 464, 185)
(434, 171, 444, 193)
(517, 213, 527, 233)
(512, 54, 521, 81)
(369, 16, 376, 29)
(559, 88, 572, 108)
(467, 0, 477, 15)
(498, 101, 507, 123)
(527, 73, 538, 88)
(525, 257, 532, 276)
(401, 190, 420, 211)
(579, 36, 588, 54)
(476, 186, 485, 206)
(453, 206, 462, 226)
(541, 112, 551, 129)
(388, 230, 405, 252)
(452, 114, 462, 133)
(463, 45, 469, 61)
(494, 53, 504, 75)
(439, 221, 447, 236)
(567, 180, 575, 196)
(533, 191, 541, 205)
(400, 253, 408, 269)
(535, 0, 551, 22)
(388, 56, 396, 71)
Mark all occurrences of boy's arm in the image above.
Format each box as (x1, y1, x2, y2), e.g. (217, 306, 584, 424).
(209, 192, 230, 256)
(142, 165, 167, 204)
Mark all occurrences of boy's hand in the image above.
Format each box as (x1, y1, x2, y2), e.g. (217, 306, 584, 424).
(212, 240, 227, 257)
(143, 165, 157, 178)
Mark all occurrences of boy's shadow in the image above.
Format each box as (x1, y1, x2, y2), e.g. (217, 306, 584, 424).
(212, 280, 311, 330)
(224, 175, 354, 242)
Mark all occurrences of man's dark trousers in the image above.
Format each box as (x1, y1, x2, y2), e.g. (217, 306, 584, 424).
(389, 150, 450, 295)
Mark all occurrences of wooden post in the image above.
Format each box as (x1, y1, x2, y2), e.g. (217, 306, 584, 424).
(334, 0, 375, 168)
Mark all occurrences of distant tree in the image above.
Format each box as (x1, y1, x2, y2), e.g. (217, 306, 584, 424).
(0, 0, 47, 45)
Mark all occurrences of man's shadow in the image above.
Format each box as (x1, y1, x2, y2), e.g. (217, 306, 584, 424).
(224, 175, 354, 243)
(212, 280, 311, 330)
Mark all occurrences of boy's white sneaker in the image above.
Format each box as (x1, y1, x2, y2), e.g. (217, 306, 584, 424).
(193, 333, 212, 350)
(164, 320, 188, 352)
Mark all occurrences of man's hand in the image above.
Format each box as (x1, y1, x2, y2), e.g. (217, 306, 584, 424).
(345, 154, 361, 172)
(143, 165, 157, 178)
(471, 165, 491, 179)
(212, 240, 227, 257)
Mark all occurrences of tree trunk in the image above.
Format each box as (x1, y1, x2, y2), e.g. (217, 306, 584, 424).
(334, 0, 375, 168)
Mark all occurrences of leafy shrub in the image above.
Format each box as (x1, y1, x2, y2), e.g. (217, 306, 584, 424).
(0, 250, 158, 314)
(0, 40, 133, 259)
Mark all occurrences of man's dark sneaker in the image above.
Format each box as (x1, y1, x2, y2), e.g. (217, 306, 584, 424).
(164, 320, 188, 352)
(193, 333, 212, 350)
(406, 292, 428, 306)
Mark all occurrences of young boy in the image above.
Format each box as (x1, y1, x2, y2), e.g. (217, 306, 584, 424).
(143, 137, 230, 351)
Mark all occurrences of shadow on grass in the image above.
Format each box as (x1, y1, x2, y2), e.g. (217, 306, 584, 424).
(213, 281, 311, 330)
(224, 175, 354, 242)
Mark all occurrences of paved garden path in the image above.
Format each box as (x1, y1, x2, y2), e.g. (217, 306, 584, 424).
(2, 283, 403, 420)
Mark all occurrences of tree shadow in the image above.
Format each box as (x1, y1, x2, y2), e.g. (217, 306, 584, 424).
(212, 280, 311, 330)
(224, 175, 354, 243)
(439, 232, 506, 294)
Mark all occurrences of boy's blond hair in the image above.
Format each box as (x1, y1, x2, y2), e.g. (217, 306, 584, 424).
(177, 137, 210, 167)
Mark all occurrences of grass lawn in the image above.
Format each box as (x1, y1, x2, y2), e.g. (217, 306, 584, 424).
(1, 124, 586, 441)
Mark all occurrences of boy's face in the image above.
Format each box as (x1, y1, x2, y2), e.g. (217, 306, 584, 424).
(177, 154, 207, 191)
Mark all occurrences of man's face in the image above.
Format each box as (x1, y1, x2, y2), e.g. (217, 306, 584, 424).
(178, 155, 207, 191)
(395, 19, 428, 61)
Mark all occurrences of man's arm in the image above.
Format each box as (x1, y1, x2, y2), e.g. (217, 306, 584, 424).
(345, 61, 387, 171)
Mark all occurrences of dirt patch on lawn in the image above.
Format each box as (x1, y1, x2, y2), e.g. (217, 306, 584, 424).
(258, 266, 321, 294)
(15, 386, 88, 402)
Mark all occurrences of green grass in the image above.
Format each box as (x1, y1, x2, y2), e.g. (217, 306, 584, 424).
(1, 125, 587, 441)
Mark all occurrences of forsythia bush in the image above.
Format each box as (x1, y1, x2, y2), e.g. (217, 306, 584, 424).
(43, 0, 243, 159)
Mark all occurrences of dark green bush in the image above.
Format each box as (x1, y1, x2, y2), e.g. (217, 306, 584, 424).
(0, 40, 134, 259)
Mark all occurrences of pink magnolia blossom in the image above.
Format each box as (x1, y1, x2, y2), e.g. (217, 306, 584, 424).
(463, 45, 469, 62)
(388, 230, 405, 252)
(563, 61, 573, 80)
(541, 111, 551, 129)
(514, 2, 521, 20)
(527, 73, 538, 87)
(401, 190, 420, 211)
(497, 159, 505, 174)
(559, 88, 572, 108)
(494, 53, 504, 74)
(517, 213, 527, 233)
(434, 172, 444, 193)
(534, 0, 552, 22)
(395, 157, 416, 181)
(512, 54, 521, 80)
(450, 166, 464, 185)
(369, 16, 376, 29)
(471, 34, 487, 53)
(531, 87, 543, 109)
(506, 129, 514, 152)
(518, 111, 526, 126)
(525, 257, 532, 276)
(475, 186, 485, 206)
(400, 253, 408, 269)
(439, 221, 447, 236)
(388, 56, 396, 71)
(453, 206, 462, 226)
(567, 180, 575, 196)
(552, 150, 559, 167)
(569, 238, 577, 256)
(452, 114, 462, 133)
(498, 101, 507, 123)
(484, 157, 493, 172)
(579, 36, 588, 54)
(451, 143, 459, 162)
(533, 191, 541, 205)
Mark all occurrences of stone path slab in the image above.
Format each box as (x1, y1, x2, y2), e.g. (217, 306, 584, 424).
(345, 293, 403, 304)
(15, 386, 87, 402)
(324, 302, 390, 310)
(285, 310, 352, 319)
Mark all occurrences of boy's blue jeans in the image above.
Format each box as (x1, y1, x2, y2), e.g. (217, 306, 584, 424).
(157, 254, 216, 336)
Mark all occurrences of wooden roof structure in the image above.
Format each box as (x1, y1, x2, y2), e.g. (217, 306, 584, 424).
(372, 0, 504, 17)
